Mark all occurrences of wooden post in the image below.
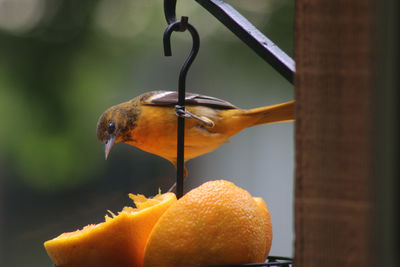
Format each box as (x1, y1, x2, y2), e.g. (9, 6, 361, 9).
(294, 1, 374, 266)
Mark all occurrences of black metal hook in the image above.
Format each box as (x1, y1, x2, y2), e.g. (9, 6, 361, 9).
(163, 17, 200, 199)
(163, 17, 200, 100)
(164, 0, 177, 24)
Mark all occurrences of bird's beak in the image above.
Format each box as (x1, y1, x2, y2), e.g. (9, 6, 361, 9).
(104, 136, 116, 160)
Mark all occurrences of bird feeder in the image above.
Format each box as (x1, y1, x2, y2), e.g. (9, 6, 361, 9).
(162, 0, 294, 266)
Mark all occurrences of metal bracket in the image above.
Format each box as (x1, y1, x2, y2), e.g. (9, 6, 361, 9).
(194, 0, 295, 84)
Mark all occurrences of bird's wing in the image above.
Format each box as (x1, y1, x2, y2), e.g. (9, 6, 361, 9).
(140, 91, 238, 110)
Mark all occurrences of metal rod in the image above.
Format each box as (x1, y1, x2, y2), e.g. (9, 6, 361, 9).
(164, 0, 177, 24)
(163, 17, 200, 198)
(194, 0, 295, 84)
(177, 20, 199, 199)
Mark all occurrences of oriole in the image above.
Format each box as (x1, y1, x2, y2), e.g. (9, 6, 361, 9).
(96, 90, 295, 173)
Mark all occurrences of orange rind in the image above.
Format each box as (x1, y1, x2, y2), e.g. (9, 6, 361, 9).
(143, 180, 272, 267)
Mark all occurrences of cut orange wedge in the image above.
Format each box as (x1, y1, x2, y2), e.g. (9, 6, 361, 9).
(44, 192, 176, 267)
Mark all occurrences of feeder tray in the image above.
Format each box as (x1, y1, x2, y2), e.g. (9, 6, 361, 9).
(203, 256, 293, 267)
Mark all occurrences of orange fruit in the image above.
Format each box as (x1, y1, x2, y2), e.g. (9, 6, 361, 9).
(44, 192, 176, 267)
(143, 180, 272, 267)
(253, 197, 273, 259)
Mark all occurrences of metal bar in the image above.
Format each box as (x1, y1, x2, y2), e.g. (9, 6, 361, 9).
(175, 20, 200, 198)
(163, 17, 200, 198)
(164, 0, 177, 24)
(194, 0, 295, 84)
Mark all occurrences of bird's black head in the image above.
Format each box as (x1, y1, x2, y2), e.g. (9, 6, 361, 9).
(96, 111, 118, 159)
(96, 101, 140, 159)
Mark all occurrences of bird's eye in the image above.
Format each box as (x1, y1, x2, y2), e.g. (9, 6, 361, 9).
(107, 121, 116, 134)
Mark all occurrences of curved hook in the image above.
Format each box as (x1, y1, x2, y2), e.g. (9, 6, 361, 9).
(164, 0, 177, 24)
(163, 16, 200, 103)
(162, 16, 200, 198)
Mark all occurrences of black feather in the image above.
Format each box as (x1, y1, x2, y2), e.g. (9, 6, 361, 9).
(141, 91, 238, 110)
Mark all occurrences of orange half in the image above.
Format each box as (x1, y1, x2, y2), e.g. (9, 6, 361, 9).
(142, 180, 272, 267)
(253, 197, 273, 259)
(44, 192, 176, 267)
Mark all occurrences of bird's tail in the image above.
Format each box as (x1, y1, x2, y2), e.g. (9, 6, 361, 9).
(245, 100, 295, 127)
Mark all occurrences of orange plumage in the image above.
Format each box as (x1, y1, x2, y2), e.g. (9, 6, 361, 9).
(97, 90, 294, 170)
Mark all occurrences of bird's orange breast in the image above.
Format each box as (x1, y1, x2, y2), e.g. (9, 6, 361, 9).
(125, 105, 250, 164)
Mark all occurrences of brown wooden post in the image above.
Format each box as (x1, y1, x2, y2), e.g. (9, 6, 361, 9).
(294, 1, 374, 266)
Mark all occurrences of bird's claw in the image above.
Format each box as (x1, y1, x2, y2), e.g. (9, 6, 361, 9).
(175, 105, 215, 127)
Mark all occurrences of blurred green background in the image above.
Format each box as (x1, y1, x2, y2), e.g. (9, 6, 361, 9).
(0, 0, 294, 266)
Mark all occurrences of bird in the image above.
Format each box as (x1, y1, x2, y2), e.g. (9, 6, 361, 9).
(96, 90, 295, 185)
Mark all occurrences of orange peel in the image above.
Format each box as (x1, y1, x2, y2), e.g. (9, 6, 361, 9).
(143, 180, 272, 267)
